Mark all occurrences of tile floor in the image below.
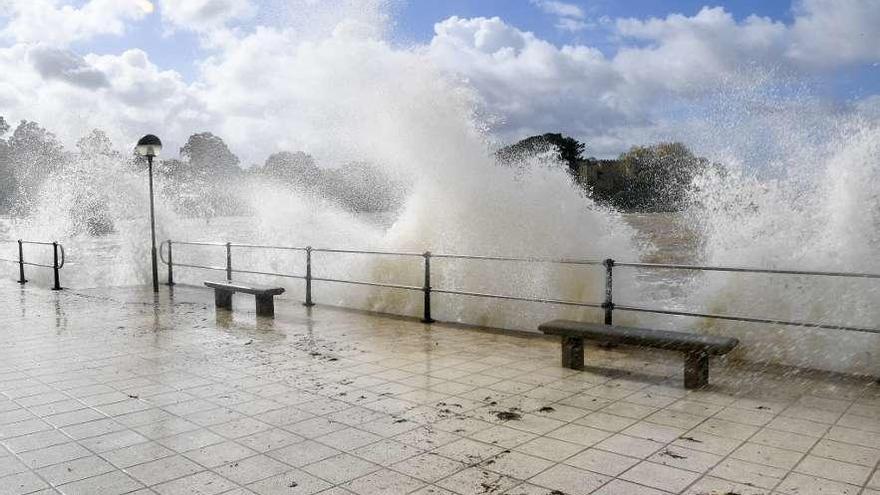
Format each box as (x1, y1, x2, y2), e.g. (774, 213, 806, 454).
(0, 282, 877, 495)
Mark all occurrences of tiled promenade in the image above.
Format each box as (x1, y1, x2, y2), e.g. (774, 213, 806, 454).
(0, 282, 877, 495)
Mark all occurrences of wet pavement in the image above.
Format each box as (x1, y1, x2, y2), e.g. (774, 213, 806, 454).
(0, 282, 878, 495)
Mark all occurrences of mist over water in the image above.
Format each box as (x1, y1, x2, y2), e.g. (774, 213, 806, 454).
(1, 3, 879, 376)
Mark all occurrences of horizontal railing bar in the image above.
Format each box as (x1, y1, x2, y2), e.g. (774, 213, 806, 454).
(0, 239, 56, 246)
(228, 243, 307, 251)
(312, 277, 423, 291)
(167, 260, 305, 279)
(168, 240, 880, 279)
(432, 253, 605, 265)
(615, 262, 880, 279)
(172, 262, 228, 272)
(170, 241, 422, 257)
(433, 288, 603, 308)
(22, 262, 54, 268)
(614, 304, 880, 334)
(172, 241, 229, 247)
(230, 268, 305, 279)
(312, 248, 424, 257)
(0, 258, 54, 268)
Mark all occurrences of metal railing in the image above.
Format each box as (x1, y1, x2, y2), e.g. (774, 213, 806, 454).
(0, 240, 65, 290)
(160, 239, 880, 334)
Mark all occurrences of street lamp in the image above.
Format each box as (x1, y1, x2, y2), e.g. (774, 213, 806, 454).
(135, 134, 162, 293)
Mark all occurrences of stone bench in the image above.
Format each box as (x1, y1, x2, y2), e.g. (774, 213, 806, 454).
(205, 281, 285, 318)
(539, 320, 738, 389)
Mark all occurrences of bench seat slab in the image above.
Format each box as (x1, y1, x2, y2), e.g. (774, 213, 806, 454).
(539, 319, 738, 355)
(205, 281, 285, 296)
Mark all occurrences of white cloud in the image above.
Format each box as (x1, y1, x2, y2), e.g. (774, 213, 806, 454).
(531, 0, 590, 32)
(0, 42, 206, 155)
(616, 2, 880, 72)
(788, 0, 880, 67)
(28, 46, 109, 89)
(86, 49, 192, 110)
(429, 16, 630, 148)
(531, 0, 584, 20)
(0, 0, 401, 162)
(158, 0, 255, 33)
(613, 7, 788, 95)
(0, 0, 150, 45)
(0, 0, 877, 163)
(556, 18, 589, 33)
(427, 4, 879, 154)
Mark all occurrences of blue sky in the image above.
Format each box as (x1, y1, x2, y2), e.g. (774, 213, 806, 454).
(1, 0, 878, 161)
(395, 0, 794, 45)
(64, 0, 877, 101)
(74, 2, 796, 77)
(391, 0, 877, 101)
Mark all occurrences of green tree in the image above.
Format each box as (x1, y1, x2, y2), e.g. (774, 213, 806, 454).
(179, 132, 241, 176)
(260, 151, 321, 188)
(6, 120, 65, 214)
(0, 117, 11, 212)
(76, 129, 115, 157)
(615, 142, 707, 211)
(497, 133, 586, 176)
(173, 133, 245, 217)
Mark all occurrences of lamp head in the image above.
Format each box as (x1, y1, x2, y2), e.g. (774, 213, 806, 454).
(135, 134, 162, 157)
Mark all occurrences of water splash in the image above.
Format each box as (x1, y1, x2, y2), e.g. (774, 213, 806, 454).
(680, 110, 880, 375)
(1, 3, 878, 376)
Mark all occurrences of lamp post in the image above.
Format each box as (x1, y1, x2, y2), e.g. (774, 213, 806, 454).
(135, 134, 163, 293)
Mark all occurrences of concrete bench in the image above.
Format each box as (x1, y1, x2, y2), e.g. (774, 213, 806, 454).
(205, 281, 285, 318)
(539, 320, 738, 389)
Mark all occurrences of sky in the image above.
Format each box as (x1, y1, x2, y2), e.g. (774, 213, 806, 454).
(0, 0, 878, 163)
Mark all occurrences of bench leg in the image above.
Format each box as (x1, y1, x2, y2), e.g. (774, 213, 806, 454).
(255, 295, 275, 318)
(561, 337, 584, 370)
(215, 290, 232, 311)
(684, 352, 709, 389)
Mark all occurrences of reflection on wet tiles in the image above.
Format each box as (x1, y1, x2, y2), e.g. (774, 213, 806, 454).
(0, 282, 876, 494)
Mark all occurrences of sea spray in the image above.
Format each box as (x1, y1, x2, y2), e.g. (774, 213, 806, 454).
(682, 119, 880, 375)
(2, 1, 878, 376)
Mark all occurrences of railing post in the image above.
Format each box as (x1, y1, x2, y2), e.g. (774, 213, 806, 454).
(52, 242, 61, 291)
(166, 241, 175, 286)
(422, 251, 434, 324)
(225, 242, 232, 281)
(603, 258, 614, 325)
(17, 240, 26, 285)
(304, 247, 315, 307)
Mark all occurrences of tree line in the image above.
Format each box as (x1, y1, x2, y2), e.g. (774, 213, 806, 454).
(497, 133, 720, 211)
(0, 117, 713, 223)
(0, 117, 66, 215)
(0, 119, 404, 218)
